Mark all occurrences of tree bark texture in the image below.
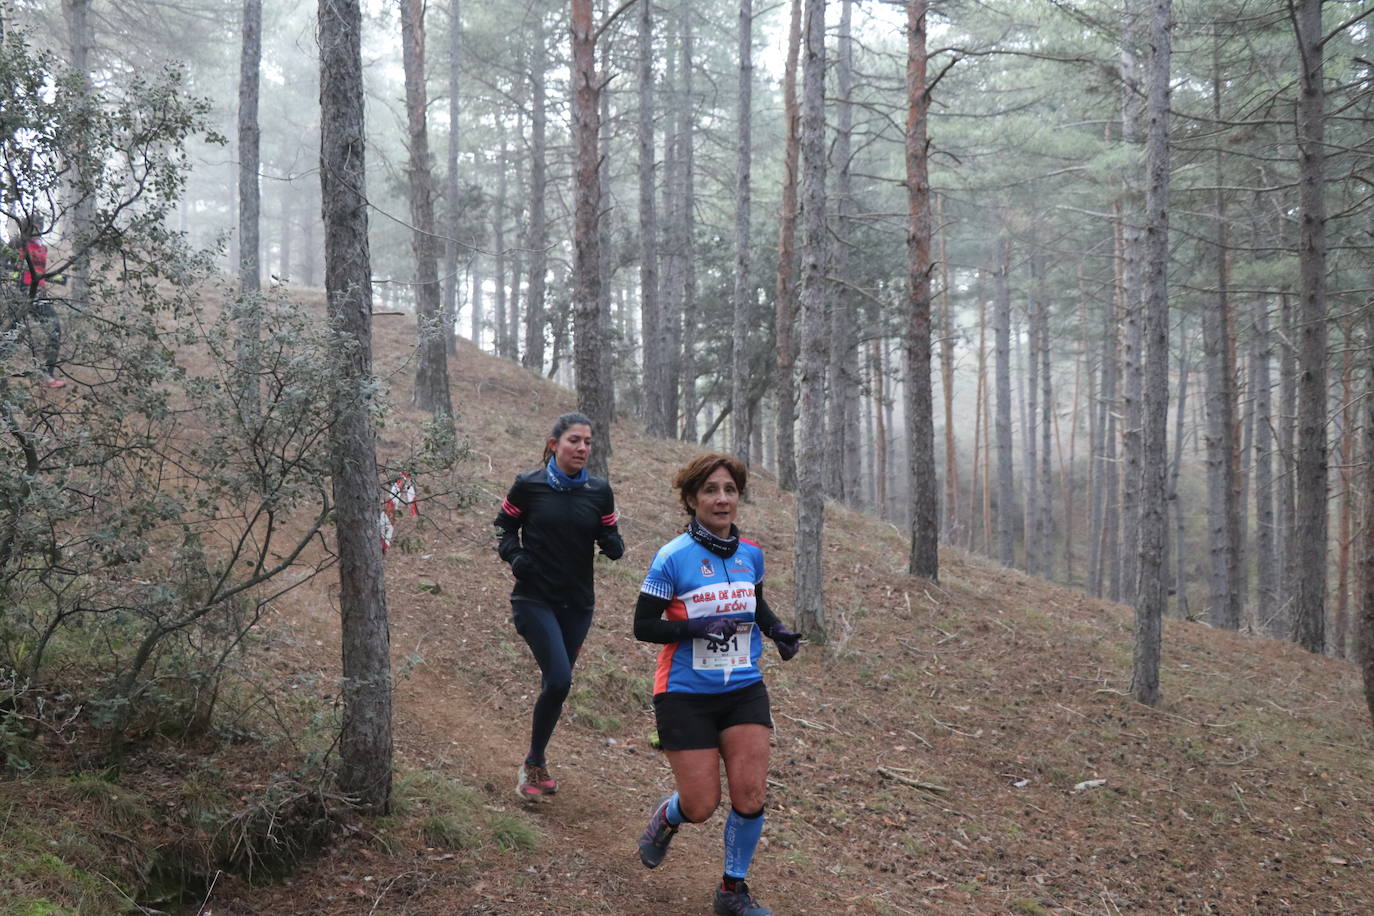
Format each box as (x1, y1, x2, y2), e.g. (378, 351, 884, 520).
(794, 0, 827, 642)
(1252, 299, 1278, 631)
(318, 0, 392, 813)
(1291, 0, 1328, 655)
(236, 0, 262, 419)
(638, 0, 668, 438)
(400, 0, 452, 418)
(994, 232, 1015, 568)
(674, 4, 696, 440)
(1200, 214, 1239, 628)
(1360, 276, 1374, 726)
(443, 0, 461, 356)
(1038, 290, 1054, 581)
(773, 0, 802, 492)
(493, 128, 508, 359)
(1335, 336, 1355, 656)
(905, 0, 938, 580)
(1132, 0, 1170, 708)
(937, 196, 958, 542)
(1024, 302, 1040, 575)
(731, 0, 753, 465)
(1209, 35, 1244, 631)
(61, 0, 94, 305)
(1277, 291, 1297, 631)
(827, 0, 859, 504)
(238, 0, 261, 297)
(523, 20, 549, 373)
(597, 26, 616, 421)
(1171, 320, 1191, 619)
(1118, 0, 1146, 602)
(571, 0, 611, 478)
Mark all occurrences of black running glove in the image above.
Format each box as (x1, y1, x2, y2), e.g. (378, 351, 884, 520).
(686, 616, 738, 650)
(766, 623, 802, 661)
(509, 552, 536, 581)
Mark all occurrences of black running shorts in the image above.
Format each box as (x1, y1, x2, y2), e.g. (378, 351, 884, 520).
(653, 681, 773, 751)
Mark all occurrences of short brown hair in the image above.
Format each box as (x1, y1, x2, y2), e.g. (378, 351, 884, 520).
(671, 453, 747, 516)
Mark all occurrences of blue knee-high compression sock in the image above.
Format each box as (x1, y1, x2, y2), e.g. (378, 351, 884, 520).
(722, 806, 765, 880)
(665, 792, 686, 827)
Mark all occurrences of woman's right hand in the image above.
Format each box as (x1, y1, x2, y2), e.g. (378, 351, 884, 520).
(510, 552, 536, 581)
(685, 616, 737, 648)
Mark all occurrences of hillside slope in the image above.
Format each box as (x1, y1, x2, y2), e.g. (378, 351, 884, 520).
(216, 319, 1374, 915)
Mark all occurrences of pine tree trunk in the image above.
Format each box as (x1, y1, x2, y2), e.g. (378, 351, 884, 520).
(1277, 291, 1297, 629)
(1039, 293, 1054, 580)
(1252, 299, 1278, 631)
(731, 0, 754, 465)
(826, 0, 860, 504)
(1291, 0, 1328, 655)
(61, 0, 94, 304)
(319, 0, 392, 813)
(522, 23, 549, 372)
(772, 0, 802, 492)
(401, 0, 453, 418)
(493, 129, 508, 359)
(660, 4, 690, 438)
(794, 0, 828, 641)
(442, 0, 461, 357)
(873, 335, 890, 518)
(1171, 319, 1191, 618)
(1334, 336, 1355, 657)
(905, 0, 938, 580)
(974, 295, 988, 552)
(507, 238, 523, 363)
(1103, 212, 1124, 601)
(1201, 211, 1238, 627)
(937, 196, 958, 543)
(279, 185, 294, 281)
(1359, 279, 1374, 724)
(1077, 268, 1095, 581)
(1064, 336, 1081, 585)
(237, 0, 262, 419)
(1118, 0, 1146, 603)
(571, 0, 611, 478)
(1022, 307, 1038, 575)
(638, 0, 668, 438)
(597, 24, 616, 420)
(678, 79, 697, 440)
(1132, 0, 1171, 707)
(302, 181, 318, 287)
(1211, 34, 1244, 630)
(469, 235, 482, 344)
(994, 233, 1016, 567)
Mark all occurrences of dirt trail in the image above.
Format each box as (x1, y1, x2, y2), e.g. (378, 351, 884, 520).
(204, 329, 1374, 916)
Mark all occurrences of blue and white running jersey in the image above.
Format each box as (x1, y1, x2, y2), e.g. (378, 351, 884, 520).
(640, 531, 767, 695)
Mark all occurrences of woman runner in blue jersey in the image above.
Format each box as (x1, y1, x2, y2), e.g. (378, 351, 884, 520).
(633, 453, 801, 916)
(495, 412, 624, 800)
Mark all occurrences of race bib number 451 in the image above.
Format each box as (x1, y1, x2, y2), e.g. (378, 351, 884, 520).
(692, 622, 753, 671)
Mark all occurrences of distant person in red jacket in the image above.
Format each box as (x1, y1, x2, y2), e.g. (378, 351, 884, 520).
(3, 214, 65, 388)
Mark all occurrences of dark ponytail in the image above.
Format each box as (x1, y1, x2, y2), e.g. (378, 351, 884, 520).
(542, 412, 593, 462)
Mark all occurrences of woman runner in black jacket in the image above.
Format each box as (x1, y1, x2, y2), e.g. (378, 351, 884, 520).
(495, 412, 624, 799)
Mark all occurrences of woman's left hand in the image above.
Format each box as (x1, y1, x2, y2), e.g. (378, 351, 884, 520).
(768, 624, 802, 661)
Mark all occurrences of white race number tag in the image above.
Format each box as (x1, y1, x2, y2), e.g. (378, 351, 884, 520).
(692, 622, 753, 671)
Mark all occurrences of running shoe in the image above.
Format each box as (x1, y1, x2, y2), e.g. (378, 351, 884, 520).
(516, 763, 557, 800)
(713, 880, 772, 916)
(638, 795, 678, 868)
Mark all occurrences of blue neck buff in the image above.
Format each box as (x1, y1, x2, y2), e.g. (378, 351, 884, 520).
(546, 456, 589, 491)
